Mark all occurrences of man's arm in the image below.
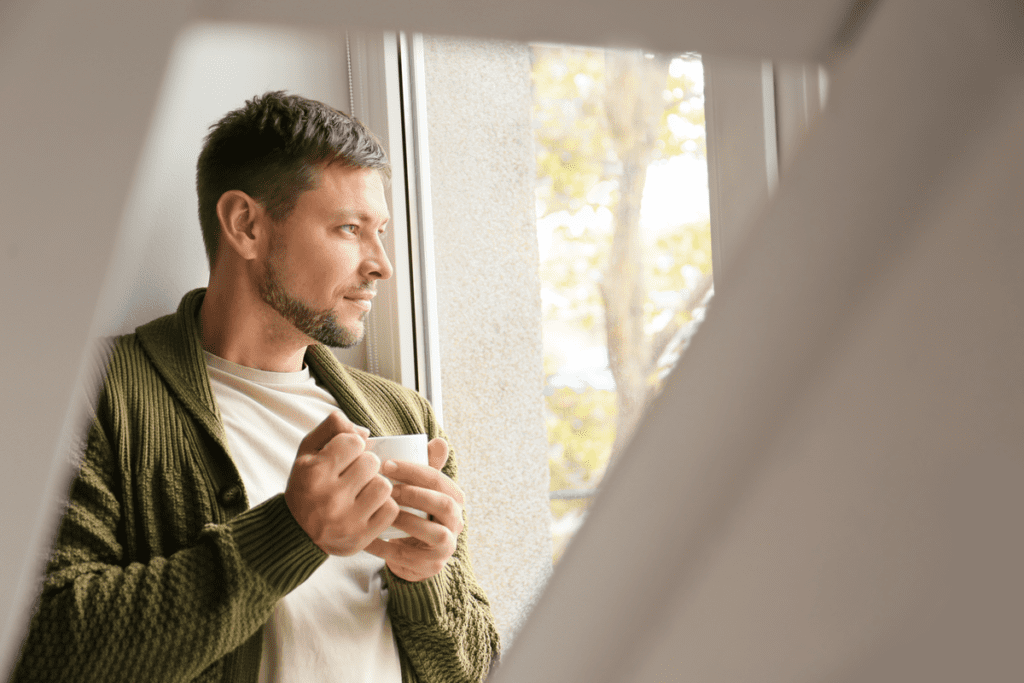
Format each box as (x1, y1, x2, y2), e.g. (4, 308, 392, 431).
(11, 413, 327, 682)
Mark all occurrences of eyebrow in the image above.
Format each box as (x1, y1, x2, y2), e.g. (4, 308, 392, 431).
(332, 209, 391, 226)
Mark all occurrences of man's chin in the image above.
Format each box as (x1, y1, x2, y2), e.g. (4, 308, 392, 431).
(329, 332, 365, 349)
(309, 319, 365, 349)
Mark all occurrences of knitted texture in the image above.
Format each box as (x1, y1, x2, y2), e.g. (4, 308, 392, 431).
(12, 289, 500, 682)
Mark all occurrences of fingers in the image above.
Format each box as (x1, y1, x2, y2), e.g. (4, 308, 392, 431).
(298, 411, 369, 455)
(315, 492, 399, 557)
(354, 468, 393, 511)
(427, 437, 449, 471)
(390, 510, 458, 548)
(335, 445, 381, 488)
(390, 483, 464, 534)
(364, 438, 464, 582)
(381, 460, 465, 505)
(297, 412, 372, 482)
(364, 492, 401, 535)
(300, 432, 366, 475)
(285, 415, 399, 556)
(363, 524, 455, 582)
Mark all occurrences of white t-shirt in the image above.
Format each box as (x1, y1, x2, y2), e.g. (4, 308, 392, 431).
(204, 352, 402, 683)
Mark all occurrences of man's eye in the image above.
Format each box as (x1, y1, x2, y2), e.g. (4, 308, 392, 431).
(340, 224, 358, 234)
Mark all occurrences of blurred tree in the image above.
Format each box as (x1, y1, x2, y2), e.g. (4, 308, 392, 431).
(601, 49, 688, 457)
(532, 45, 713, 560)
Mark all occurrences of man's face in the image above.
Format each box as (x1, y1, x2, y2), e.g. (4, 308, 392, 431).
(257, 164, 392, 348)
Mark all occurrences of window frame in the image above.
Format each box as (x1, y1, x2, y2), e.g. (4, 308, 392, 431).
(347, 31, 444, 422)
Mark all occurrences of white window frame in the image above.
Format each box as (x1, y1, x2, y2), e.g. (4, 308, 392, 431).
(346, 31, 444, 422)
(704, 56, 826, 286)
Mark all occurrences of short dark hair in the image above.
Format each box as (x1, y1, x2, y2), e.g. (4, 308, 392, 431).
(196, 91, 390, 264)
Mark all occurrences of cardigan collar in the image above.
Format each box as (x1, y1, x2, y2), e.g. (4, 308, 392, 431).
(135, 288, 387, 447)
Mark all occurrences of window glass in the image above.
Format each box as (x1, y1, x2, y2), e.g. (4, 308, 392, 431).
(532, 45, 713, 561)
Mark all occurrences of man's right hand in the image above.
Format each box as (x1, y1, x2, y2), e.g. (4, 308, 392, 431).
(284, 411, 400, 556)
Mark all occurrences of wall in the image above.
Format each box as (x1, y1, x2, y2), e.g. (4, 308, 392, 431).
(421, 36, 553, 646)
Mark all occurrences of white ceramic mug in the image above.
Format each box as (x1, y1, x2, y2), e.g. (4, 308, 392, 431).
(367, 434, 429, 540)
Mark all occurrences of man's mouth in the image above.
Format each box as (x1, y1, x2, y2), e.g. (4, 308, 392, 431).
(343, 291, 375, 312)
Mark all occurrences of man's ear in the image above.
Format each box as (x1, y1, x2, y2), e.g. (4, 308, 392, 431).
(215, 190, 264, 261)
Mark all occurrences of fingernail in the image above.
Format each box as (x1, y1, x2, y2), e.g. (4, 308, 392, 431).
(382, 460, 397, 473)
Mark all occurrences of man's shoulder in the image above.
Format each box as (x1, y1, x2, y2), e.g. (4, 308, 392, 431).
(306, 345, 436, 432)
(88, 301, 194, 400)
(94, 295, 198, 380)
(97, 325, 162, 376)
(88, 332, 145, 382)
(331, 359, 430, 412)
(341, 363, 419, 397)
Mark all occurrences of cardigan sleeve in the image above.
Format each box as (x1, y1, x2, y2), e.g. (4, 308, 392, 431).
(381, 392, 502, 683)
(10, 410, 327, 683)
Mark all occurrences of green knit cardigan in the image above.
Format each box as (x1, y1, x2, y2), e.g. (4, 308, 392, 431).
(12, 289, 500, 682)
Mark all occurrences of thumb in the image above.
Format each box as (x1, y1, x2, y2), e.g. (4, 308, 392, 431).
(427, 437, 449, 471)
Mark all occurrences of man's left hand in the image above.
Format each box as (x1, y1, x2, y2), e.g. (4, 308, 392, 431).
(364, 438, 464, 582)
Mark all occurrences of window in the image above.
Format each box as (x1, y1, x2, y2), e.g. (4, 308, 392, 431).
(531, 46, 713, 561)
(405, 36, 814, 638)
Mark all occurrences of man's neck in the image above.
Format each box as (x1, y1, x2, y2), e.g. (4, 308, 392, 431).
(200, 280, 309, 373)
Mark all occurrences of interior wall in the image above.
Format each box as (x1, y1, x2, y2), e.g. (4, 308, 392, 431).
(420, 35, 553, 646)
(1, 2, 193, 665)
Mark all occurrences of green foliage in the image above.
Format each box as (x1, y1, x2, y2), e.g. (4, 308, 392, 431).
(538, 219, 609, 333)
(545, 385, 617, 519)
(644, 217, 713, 331)
(533, 46, 710, 337)
(659, 56, 707, 159)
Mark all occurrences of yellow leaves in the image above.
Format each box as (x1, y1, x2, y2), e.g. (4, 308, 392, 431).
(652, 219, 712, 269)
(546, 385, 618, 519)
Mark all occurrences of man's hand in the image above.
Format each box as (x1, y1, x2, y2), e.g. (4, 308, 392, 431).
(364, 438, 465, 582)
(284, 411, 400, 556)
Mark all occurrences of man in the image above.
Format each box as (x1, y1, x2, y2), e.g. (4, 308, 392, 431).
(13, 91, 500, 682)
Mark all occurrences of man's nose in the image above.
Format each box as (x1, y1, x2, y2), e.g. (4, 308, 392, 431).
(364, 237, 393, 281)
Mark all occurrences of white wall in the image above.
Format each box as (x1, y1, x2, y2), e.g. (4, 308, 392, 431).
(421, 36, 552, 644)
